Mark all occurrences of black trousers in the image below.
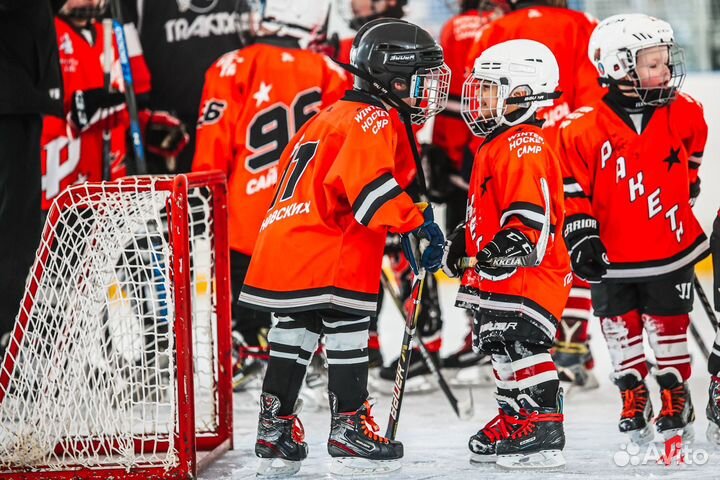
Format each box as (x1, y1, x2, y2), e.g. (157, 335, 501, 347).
(0, 114, 43, 342)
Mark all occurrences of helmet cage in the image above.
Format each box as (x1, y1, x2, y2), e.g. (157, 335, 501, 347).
(617, 42, 686, 106)
(408, 63, 452, 125)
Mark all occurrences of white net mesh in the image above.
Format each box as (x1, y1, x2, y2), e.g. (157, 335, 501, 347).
(0, 175, 228, 476)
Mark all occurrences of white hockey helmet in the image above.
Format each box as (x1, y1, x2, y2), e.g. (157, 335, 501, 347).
(461, 39, 560, 136)
(257, 0, 332, 48)
(588, 14, 685, 105)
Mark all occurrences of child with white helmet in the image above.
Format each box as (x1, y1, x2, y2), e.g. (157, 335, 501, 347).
(557, 14, 708, 445)
(443, 38, 571, 469)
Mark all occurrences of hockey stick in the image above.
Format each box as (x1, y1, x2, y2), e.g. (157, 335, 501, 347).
(459, 177, 552, 270)
(101, 19, 114, 181)
(380, 270, 474, 420)
(385, 269, 425, 440)
(110, 0, 147, 174)
(694, 274, 719, 330)
(689, 315, 710, 360)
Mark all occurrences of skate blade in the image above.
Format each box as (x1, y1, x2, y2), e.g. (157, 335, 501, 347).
(257, 458, 301, 477)
(496, 450, 565, 470)
(330, 457, 401, 476)
(660, 426, 694, 443)
(627, 425, 654, 445)
(469, 452, 497, 464)
(706, 422, 720, 445)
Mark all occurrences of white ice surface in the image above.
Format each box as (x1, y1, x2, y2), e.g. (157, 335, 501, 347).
(201, 275, 720, 479)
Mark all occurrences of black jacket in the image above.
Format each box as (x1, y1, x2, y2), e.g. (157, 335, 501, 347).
(0, 0, 64, 117)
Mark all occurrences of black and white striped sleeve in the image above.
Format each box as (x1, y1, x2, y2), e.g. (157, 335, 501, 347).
(563, 177, 587, 198)
(351, 173, 403, 227)
(500, 201, 554, 234)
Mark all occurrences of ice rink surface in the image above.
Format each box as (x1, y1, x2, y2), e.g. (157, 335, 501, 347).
(201, 72, 720, 479)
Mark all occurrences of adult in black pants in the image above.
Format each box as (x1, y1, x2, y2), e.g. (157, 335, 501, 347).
(0, 0, 64, 348)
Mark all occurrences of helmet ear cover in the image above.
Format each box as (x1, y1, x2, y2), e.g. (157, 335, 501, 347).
(390, 76, 410, 98)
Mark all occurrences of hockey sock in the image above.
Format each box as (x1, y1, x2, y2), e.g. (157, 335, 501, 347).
(491, 353, 520, 405)
(709, 326, 720, 376)
(644, 313, 691, 380)
(324, 315, 370, 413)
(600, 310, 648, 379)
(262, 315, 322, 416)
(505, 342, 559, 409)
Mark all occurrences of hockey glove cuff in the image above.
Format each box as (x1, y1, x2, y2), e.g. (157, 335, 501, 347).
(564, 214, 609, 282)
(68, 88, 126, 134)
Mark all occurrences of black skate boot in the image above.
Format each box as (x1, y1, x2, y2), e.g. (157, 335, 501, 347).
(705, 376, 720, 444)
(327, 392, 403, 475)
(552, 341, 598, 391)
(255, 393, 308, 477)
(468, 396, 521, 463)
(655, 370, 694, 441)
(614, 372, 654, 444)
(495, 392, 566, 469)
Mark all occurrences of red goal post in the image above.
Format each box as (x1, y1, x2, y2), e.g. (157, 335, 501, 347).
(0, 172, 232, 479)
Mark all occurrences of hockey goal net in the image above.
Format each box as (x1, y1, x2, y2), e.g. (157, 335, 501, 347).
(0, 172, 233, 479)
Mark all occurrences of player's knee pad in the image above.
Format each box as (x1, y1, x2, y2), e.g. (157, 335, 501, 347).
(322, 316, 370, 366)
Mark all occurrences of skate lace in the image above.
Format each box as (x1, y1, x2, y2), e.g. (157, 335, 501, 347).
(279, 415, 305, 444)
(360, 401, 389, 444)
(620, 385, 648, 419)
(481, 410, 519, 443)
(660, 386, 686, 418)
(508, 410, 564, 440)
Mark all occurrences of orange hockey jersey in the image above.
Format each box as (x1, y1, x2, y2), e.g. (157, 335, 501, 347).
(557, 93, 709, 281)
(457, 123, 571, 340)
(239, 92, 425, 316)
(192, 42, 348, 255)
(466, 6, 604, 129)
(432, 10, 498, 169)
(41, 18, 151, 211)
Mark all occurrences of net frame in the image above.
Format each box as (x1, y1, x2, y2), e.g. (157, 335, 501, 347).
(0, 172, 232, 480)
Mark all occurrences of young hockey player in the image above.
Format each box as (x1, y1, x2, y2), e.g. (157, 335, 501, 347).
(464, 0, 606, 391)
(238, 18, 449, 476)
(444, 39, 570, 469)
(42, 0, 188, 212)
(558, 14, 708, 444)
(191, 0, 347, 389)
(704, 211, 720, 444)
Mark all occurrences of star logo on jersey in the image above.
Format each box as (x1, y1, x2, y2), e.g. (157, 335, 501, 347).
(252, 82, 272, 108)
(481, 176, 492, 196)
(663, 147, 681, 172)
(281, 52, 295, 63)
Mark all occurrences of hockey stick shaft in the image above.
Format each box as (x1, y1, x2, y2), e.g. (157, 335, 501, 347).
(694, 274, 719, 329)
(102, 19, 114, 181)
(110, 0, 147, 174)
(385, 270, 425, 440)
(380, 270, 469, 419)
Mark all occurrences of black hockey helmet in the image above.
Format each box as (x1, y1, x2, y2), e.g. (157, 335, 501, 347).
(349, 18, 450, 124)
(62, 0, 108, 20)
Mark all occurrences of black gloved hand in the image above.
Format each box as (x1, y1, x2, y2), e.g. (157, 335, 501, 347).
(690, 178, 701, 207)
(475, 228, 534, 280)
(442, 222, 466, 278)
(67, 88, 126, 133)
(564, 214, 610, 282)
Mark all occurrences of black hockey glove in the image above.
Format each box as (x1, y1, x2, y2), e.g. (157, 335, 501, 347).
(144, 111, 190, 159)
(564, 214, 610, 283)
(475, 228, 534, 280)
(690, 178, 701, 207)
(711, 214, 720, 311)
(68, 88, 126, 134)
(401, 205, 445, 274)
(442, 222, 466, 278)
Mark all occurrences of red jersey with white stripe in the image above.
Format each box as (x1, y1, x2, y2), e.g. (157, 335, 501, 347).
(457, 123, 571, 339)
(557, 93, 709, 281)
(41, 18, 151, 211)
(239, 92, 424, 317)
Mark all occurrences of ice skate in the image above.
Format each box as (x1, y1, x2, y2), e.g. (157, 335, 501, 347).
(444, 331, 494, 387)
(327, 392, 403, 475)
(255, 393, 307, 477)
(655, 370, 694, 442)
(706, 376, 720, 444)
(378, 348, 438, 394)
(553, 341, 598, 392)
(468, 396, 521, 463)
(614, 372, 654, 445)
